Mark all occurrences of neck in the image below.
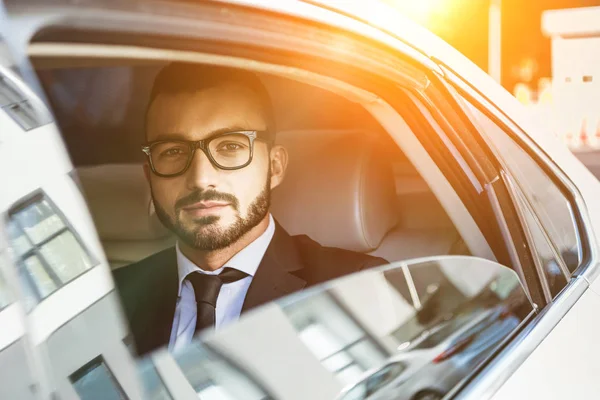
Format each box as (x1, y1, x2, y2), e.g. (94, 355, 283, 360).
(178, 214, 271, 272)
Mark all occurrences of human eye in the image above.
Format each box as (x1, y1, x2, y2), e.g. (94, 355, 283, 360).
(162, 147, 185, 156)
(154, 143, 189, 158)
(216, 142, 246, 152)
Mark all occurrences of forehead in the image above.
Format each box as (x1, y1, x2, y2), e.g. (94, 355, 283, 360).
(146, 83, 267, 142)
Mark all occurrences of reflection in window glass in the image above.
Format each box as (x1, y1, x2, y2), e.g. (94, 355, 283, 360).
(70, 357, 126, 400)
(0, 267, 12, 309)
(17, 268, 38, 312)
(136, 362, 172, 400)
(0, 72, 51, 131)
(172, 344, 270, 400)
(6, 194, 95, 308)
(0, 75, 22, 106)
(276, 258, 531, 400)
(6, 222, 32, 257)
(13, 200, 65, 244)
(23, 255, 57, 298)
(516, 189, 568, 298)
(285, 293, 387, 387)
(462, 101, 581, 273)
(39, 231, 92, 282)
(365, 362, 405, 396)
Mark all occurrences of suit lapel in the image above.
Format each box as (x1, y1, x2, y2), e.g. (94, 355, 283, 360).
(130, 247, 179, 355)
(242, 223, 307, 312)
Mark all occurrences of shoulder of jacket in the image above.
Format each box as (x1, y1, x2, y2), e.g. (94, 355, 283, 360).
(292, 234, 387, 271)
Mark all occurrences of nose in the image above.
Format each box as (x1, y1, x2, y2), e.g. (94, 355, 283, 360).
(185, 148, 220, 190)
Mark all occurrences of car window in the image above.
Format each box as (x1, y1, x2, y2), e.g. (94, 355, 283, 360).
(458, 99, 582, 275)
(5, 193, 96, 310)
(512, 182, 569, 299)
(148, 257, 533, 400)
(171, 344, 272, 399)
(69, 356, 127, 400)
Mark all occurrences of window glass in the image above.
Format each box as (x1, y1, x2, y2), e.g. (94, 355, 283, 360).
(39, 231, 92, 282)
(70, 357, 126, 400)
(17, 267, 38, 312)
(6, 194, 96, 308)
(513, 187, 569, 298)
(461, 100, 582, 273)
(6, 221, 32, 257)
(365, 362, 406, 395)
(0, 264, 12, 309)
(284, 292, 388, 387)
(171, 344, 270, 400)
(168, 257, 531, 400)
(13, 199, 65, 244)
(23, 255, 58, 298)
(136, 362, 172, 400)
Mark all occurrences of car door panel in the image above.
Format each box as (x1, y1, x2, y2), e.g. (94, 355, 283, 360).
(490, 286, 600, 400)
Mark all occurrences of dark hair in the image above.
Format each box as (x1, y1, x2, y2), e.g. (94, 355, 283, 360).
(146, 62, 276, 139)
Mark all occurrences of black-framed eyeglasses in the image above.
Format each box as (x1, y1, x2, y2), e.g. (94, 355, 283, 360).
(142, 130, 271, 177)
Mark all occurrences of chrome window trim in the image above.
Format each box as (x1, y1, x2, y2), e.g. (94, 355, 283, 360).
(502, 173, 553, 303)
(439, 65, 598, 283)
(454, 275, 588, 400)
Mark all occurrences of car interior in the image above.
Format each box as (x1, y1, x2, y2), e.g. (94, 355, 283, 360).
(33, 61, 466, 270)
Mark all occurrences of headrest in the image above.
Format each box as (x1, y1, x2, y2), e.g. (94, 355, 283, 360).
(76, 164, 171, 241)
(271, 130, 398, 252)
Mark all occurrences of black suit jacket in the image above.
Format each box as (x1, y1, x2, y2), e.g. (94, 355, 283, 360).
(113, 223, 387, 355)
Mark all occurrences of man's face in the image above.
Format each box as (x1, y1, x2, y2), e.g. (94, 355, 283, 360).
(145, 83, 276, 250)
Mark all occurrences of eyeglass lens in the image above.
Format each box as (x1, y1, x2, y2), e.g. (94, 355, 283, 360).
(149, 133, 252, 175)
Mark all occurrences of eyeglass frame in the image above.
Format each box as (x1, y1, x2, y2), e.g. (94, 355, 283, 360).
(141, 130, 272, 178)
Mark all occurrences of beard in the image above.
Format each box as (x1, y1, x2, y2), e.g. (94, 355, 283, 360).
(152, 173, 271, 251)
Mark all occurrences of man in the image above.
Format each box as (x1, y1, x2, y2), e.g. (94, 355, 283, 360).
(114, 63, 386, 356)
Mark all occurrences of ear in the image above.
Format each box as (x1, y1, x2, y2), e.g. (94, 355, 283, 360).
(269, 145, 288, 190)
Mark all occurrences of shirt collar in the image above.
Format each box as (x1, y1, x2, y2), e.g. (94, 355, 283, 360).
(176, 214, 276, 295)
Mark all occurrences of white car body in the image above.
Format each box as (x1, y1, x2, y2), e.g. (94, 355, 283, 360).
(1, 1, 600, 399)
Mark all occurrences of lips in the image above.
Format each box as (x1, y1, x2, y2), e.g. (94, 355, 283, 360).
(182, 201, 230, 210)
(181, 201, 230, 216)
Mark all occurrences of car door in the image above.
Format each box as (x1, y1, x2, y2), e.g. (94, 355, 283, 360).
(437, 67, 600, 399)
(2, 1, 595, 399)
(0, 13, 143, 399)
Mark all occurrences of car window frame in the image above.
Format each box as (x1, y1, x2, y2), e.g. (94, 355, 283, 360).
(23, 1, 502, 262)
(440, 72, 591, 281)
(432, 67, 598, 400)
(402, 76, 547, 308)
(9, 3, 556, 400)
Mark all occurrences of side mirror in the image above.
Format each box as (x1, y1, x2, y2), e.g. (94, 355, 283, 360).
(137, 256, 534, 400)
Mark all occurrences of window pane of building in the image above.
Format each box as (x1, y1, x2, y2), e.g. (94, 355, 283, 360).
(39, 231, 92, 282)
(6, 194, 97, 307)
(462, 100, 581, 273)
(23, 255, 57, 298)
(13, 200, 65, 244)
(6, 221, 32, 257)
(70, 358, 125, 400)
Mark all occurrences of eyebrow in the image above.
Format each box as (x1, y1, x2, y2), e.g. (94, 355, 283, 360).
(150, 126, 250, 142)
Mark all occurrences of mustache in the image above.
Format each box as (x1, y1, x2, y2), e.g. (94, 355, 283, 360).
(175, 189, 240, 211)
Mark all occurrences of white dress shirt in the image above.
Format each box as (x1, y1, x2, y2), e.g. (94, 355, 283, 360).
(169, 214, 276, 352)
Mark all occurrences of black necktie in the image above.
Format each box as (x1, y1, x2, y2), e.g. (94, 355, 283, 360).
(186, 267, 249, 334)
